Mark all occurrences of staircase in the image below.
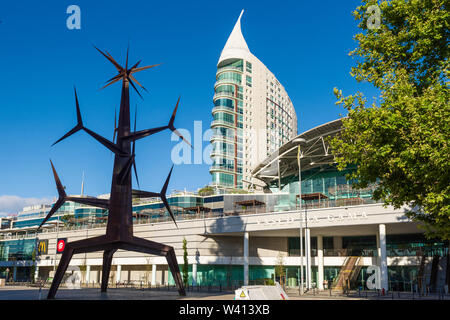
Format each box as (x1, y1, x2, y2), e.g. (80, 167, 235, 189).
(417, 251, 426, 294)
(429, 255, 440, 292)
(332, 256, 361, 292)
(447, 253, 450, 288)
(349, 257, 363, 287)
(436, 253, 448, 292)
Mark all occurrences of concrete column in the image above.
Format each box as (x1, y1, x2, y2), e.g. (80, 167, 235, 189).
(244, 232, 249, 286)
(86, 265, 91, 284)
(192, 262, 198, 286)
(13, 266, 17, 281)
(34, 266, 39, 282)
(151, 264, 157, 286)
(305, 229, 312, 289)
(116, 264, 121, 283)
(333, 236, 343, 250)
(379, 224, 388, 291)
(317, 235, 324, 290)
(376, 232, 381, 258)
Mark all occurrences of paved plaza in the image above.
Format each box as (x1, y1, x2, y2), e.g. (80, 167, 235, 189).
(0, 286, 447, 300)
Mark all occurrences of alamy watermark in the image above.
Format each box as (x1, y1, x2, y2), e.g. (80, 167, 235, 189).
(366, 5, 381, 30)
(170, 121, 282, 167)
(66, 5, 81, 30)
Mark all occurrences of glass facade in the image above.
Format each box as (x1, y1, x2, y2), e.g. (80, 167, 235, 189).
(214, 98, 235, 110)
(167, 264, 275, 287)
(266, 164, 380, 210)
(211, 58, 245, 188)
(0, 238, 35, 261)
(386, 233, 449, 257)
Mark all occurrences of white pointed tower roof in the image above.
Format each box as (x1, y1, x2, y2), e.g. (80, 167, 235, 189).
(218, 10, 252, 65)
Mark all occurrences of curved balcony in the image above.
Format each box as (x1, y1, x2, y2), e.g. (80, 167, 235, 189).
(216, 66, 243, 75)
(210, 134, 235, 143)
(212, 106, 236, 115)
(211, 120, 235, 128)
(213, 91, 236, 101)
(214, 78, 241, 88)
(210, 149, 235, 158)
(209, 165, 235, 173)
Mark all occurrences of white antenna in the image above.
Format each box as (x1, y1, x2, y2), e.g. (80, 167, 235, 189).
(81, 171, 85, 197)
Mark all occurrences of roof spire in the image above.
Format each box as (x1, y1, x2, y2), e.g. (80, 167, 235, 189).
(219, 10, 250, 63)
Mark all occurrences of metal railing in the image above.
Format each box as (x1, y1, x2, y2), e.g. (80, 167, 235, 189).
(0, 197, 387, 240)
(211, 120, 235, 128)
(323, 249, 378, 257)
(216, 66, 243, 74)
(214, 79, 241, 88)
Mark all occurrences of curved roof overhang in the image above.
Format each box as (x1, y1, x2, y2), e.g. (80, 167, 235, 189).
(251, 118, 344, 187)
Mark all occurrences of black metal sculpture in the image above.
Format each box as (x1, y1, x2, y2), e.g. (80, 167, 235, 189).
(38, 47, 189, 299)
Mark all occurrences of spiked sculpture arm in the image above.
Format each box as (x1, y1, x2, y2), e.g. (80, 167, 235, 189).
(95, 45, 159, 98)
(131, 166, 178, 227)
(39, 196, 110, 230)
(65, 197, 110, 209)
(123, 125, 169, 142)
(82, 127, 127, 156)
(132, 190, 159, 198)
(38, 160, 67, 230)
(123, 97, 192, 148)
(52, 87, 126, 156)
(38, 160, 111, 230)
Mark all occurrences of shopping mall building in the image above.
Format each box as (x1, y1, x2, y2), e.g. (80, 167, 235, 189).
(0, 119, 448, 293)
(0, 10, 448, 294)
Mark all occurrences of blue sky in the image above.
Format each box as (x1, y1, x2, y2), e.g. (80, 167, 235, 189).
(0, 0, 378, 214)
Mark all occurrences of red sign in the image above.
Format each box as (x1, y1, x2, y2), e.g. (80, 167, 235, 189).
(56, 238, 67, 254)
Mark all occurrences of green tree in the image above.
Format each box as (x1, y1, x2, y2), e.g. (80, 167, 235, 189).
(330, 0, 449, 239)
(30, 249, 36, 283)
(198, 186, 214, 196)
(274, 252, 285, 286)
(79, 259, 87, 285)
(182, 237, 189, 288)
(60, 214, 73, 227)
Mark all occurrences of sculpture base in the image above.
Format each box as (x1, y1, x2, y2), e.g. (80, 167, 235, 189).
(47, 235, 186, 299)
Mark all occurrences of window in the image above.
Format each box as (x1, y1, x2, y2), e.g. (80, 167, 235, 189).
(213, 112, 234, 124)
(246, 75, 252, 87)
(217, 59, 243, 72)
(246, 61, 252, 73)
(215, 85, 236, 97)
(214, 98, 235, 110)
(217, 72, 242, 83)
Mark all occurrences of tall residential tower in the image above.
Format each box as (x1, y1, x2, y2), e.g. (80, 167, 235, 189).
(210, 10, 298, 190)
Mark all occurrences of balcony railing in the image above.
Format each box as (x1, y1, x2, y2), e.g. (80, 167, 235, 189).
(323, 249, 378, 257)
(210, 134, 235, 143)
(288, 248, 378, 257)
(216, 66, 243, 74)
(209, 165, 235, 173)
(211, 120, 235, 128)
(213, 92, 236, 101)
(211, 106, 236, 114)
(209, 149, 235, 158)
(0, 253, 34, 261)
(214, 79, 241, 88)
(0, 198, 389, 241)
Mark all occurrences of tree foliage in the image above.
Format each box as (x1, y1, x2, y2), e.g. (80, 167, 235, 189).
(182, 237, 189, 287)
(330, 0, 449, 239)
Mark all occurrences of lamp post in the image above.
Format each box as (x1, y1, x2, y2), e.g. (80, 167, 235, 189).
(293, 138, 306, 295)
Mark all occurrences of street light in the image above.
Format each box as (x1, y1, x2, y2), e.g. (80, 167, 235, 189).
(293, 137, 306, 295)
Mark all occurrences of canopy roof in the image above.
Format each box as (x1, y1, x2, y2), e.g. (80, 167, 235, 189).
(251, 118, 344, 187)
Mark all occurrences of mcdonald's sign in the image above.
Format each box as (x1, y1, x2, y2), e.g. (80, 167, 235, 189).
(37, 239, 48, 255)
(56, 238, 67, 254)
